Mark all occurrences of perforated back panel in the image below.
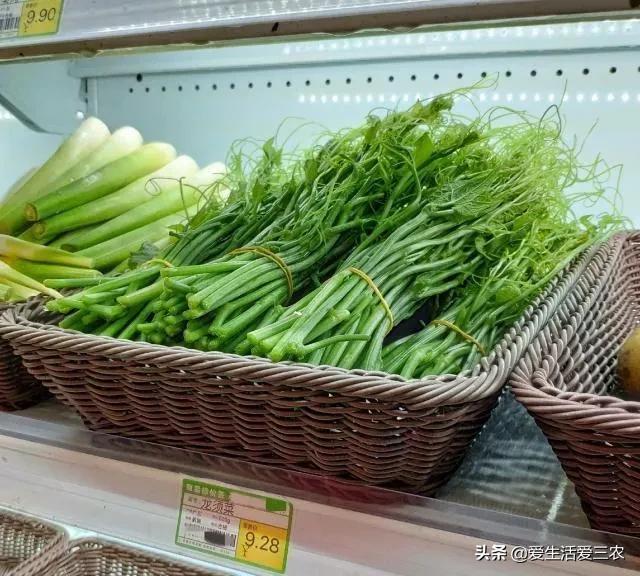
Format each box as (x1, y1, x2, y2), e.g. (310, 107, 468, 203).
(83, 19, 640, 224)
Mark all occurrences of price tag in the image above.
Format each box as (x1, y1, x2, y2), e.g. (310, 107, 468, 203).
(176, 478, 292, 573)
(0, 0, 63, 39)
(237, 519, 288, 571)
(19, 0, 63, 37)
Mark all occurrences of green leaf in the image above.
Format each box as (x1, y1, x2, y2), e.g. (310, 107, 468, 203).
(475, 236, 490, 258)
(305, 158, 318, 185)
(262, 137, 281, 164)
(364, 119, 380, 144)
(128, 241, 160, 268)
(495, 283, 521, 304)
(251, 180, 265, 203)
(414, 133, 434, 167)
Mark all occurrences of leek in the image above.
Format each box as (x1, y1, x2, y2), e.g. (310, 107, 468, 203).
(64, 162, 226, 250)
(0, 117, 110, 234)
(77, 211, 194, 270)
(4, 167, 38, 202)
(8, 259, 101, 282)
(18, 226, 49, 245)
(0, 280, 38, 302)
(26, 142, 177, 223)
(0, 261, 62, 298)
(0, 235, 93, 268)
(49, 126, 143, 191)
(34, 154, 196, 239)
(47, 226, 95, 249)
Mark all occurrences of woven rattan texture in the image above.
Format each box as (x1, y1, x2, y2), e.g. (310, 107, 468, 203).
(15, 539, 225, 576)
(0, 301, 50, 411)
(511, 232, 640, 535)
(0, 245, 596, 493)
(0, 510, 66, 576)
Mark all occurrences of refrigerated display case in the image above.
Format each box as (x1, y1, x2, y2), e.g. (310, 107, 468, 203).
(1, 1, 640, 574)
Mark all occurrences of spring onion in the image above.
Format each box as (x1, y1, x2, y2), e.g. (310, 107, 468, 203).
(0, 235, 93, 268)
(76, 210, 195, 270)
(4, 167, 38, 203)
(0, 280, 38, 302)
(6, 259, 101, 282)
(25, 142, 177, 223)
(48, 126, 144, 191)
(0, 117, 110, 234)
(0, 261, 62, 299)
(61, 161, 225, 251)
(35, 154, 197, 240)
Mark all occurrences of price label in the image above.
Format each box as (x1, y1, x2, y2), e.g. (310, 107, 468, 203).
(237, 519, 288, 571)
(176, 478, 292, 573)
(18, 0, 63, 37)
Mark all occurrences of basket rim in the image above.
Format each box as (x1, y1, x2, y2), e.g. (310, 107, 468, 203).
(0, 238, 604, 410)
(512, 359, 640, 432)
(511, 230, 640, 433)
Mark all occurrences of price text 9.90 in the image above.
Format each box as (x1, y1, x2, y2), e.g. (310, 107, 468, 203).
(26, 7, 57, 25)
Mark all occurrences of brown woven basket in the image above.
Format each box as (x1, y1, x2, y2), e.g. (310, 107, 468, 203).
(0, 300, 50, 411)
(0, 244, 598, 493)
(0, 509, 67, 576)
(14, 538, 226, 576)
(511, 231, 640, 535)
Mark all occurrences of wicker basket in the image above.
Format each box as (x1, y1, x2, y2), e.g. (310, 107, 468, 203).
(14, 538, 227, 576)
(0, 300, 50, 411)
(0, 509, 66, 576)
(511, 232, 640, 535)
(0, 245, 598, 493)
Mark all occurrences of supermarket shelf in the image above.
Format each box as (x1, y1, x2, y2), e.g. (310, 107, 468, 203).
(14, 394, 589, 528)
(0, 0, 638, 60)
(0, 406, 640, 574)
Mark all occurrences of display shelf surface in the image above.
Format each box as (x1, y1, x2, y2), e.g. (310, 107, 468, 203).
(1, 402, 639, 575)
(0, 1, 637, 59)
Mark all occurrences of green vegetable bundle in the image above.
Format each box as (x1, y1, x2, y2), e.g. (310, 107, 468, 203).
(146, 97, 481, 350)
(247, 111, 617, 371)
(47, 94, 624, 379)
(46, 137, 297, 337)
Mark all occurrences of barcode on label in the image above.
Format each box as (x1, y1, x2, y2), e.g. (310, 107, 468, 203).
(204, 529, 237, 549)
(0, 16, 19, 31)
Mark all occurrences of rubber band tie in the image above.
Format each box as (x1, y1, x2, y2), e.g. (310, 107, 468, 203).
(230, 246, 294, 300)
(431, 319, 486, 355)
(348, 267, 394, 333)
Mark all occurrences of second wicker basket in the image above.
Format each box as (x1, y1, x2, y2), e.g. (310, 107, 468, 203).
(511, 232, 640, 535)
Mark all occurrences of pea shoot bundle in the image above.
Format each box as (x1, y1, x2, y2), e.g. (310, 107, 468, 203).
(46, 95, 623, 379)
